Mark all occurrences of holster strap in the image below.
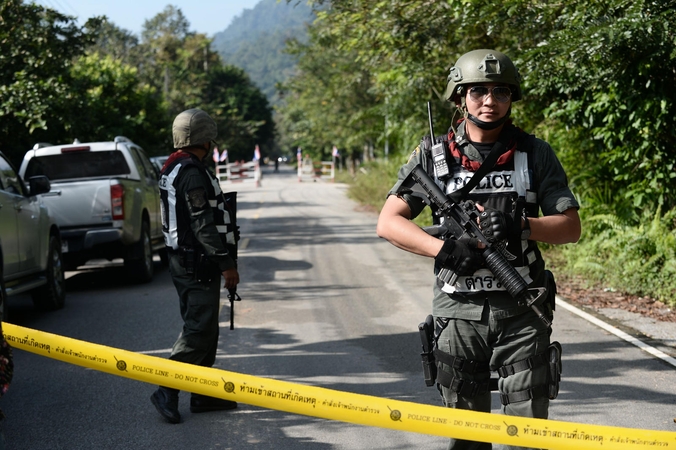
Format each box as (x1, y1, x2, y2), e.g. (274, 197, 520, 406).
(434, 349, 490, 374)
(437, 370, 499, 398)
(500, 385, 549, 405)
(497, 352, 548, 378)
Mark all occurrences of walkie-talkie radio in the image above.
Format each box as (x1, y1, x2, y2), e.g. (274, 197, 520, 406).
(427, 102, 451, 180)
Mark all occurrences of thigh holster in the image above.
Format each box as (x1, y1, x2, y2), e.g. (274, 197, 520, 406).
(498, 341, 563, 405)
(434, 349, 498, 398)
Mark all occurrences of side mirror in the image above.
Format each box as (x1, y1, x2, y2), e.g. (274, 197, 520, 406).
(28, 175, 51, 196)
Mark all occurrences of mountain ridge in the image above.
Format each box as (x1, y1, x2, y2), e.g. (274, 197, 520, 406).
(211, 0, 315, 104)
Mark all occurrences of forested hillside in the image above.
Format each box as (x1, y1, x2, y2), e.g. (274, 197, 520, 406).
(211, 0, 315, 104)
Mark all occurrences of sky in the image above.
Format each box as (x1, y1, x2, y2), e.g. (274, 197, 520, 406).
(32, 0, 263, 37)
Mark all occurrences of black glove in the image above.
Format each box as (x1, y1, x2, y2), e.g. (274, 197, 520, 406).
(479, 208, 514, 242)
(434, 239, 484, 276)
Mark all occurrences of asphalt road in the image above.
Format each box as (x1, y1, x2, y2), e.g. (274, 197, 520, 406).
(4, 164, 676, 449)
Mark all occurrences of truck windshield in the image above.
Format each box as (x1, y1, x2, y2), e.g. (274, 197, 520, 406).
(24, 151, 131, 181)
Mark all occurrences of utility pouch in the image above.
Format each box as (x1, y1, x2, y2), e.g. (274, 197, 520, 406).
(194, 252, 218, 283)
(418, 315, 437, 386)
(547, 341, 562, 399)
(178, 246, 216, 283)
(178, 246, 195, 275)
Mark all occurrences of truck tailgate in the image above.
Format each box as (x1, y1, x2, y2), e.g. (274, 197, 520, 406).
(45, 180, 114, 227)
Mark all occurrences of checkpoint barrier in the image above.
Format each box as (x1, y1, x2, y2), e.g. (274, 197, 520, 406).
(319, 161, 334, 180)
(5, 322, 676, 449)
(217, 161, 261, 186)
(298, 157, 335, 182)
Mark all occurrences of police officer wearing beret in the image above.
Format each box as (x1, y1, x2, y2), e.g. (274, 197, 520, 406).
(377, 50, 581, 449)
(151, 108, 240, 424)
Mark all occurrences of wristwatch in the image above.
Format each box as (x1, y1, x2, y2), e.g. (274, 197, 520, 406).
(521, 217, 531, 240)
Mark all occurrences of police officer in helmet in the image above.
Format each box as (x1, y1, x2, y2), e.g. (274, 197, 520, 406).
(377, 50, 581, 449)
(151, 108, 240, 424)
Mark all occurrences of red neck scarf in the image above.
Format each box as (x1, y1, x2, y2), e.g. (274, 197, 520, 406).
(447, 119, 520, 172)
(162, 151, 192, 172)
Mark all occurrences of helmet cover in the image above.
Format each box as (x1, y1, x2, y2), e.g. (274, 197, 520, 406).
(172, 108, 217, 149)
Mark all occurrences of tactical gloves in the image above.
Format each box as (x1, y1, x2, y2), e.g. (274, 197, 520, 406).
(434, 239, 484, 276)
(479, 208, 514, 242)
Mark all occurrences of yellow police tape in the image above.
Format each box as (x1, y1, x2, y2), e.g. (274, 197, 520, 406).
(5, 323, 675, 449)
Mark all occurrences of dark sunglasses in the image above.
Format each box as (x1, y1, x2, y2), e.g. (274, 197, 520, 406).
(468, 86, 512, 104)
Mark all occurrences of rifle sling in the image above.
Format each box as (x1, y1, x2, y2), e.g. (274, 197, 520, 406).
(447, 140, 508, 203)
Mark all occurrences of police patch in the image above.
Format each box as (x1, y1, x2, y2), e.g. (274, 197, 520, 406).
(407, 146, 421, 163)
(187, 188, 209, 211)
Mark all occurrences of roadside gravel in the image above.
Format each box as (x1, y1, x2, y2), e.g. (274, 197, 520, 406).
(557, 276, 676, 352)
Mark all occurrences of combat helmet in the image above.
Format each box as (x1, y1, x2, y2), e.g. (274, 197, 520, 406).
(444, 49, 522, 104)
(172, 108, 217, 149)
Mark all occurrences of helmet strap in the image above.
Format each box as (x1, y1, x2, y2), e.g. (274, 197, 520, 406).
(464, 107, 512, 131)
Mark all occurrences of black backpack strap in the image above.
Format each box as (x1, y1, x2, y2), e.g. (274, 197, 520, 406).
(514, 132, 539, 217)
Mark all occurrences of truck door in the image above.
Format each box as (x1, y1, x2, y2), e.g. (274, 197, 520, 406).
(0, 154, 39, 275)
(130, 146, 161, 238)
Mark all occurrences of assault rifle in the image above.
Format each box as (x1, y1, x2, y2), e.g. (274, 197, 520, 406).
(223, 191, 242, 330)
(395, 165, 551, 328)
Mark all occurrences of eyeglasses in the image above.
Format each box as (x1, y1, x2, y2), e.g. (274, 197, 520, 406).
(468, 86, 512, 104)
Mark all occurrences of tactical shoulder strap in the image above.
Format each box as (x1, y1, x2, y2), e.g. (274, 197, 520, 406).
(517, 132, 537, 191)
(447, 139, 509, 203)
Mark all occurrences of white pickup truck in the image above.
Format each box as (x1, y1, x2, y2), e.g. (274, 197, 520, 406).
(19, 137, 166, 283)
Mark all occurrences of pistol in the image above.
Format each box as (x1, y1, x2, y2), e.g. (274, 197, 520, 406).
(418, 315, 437, 386)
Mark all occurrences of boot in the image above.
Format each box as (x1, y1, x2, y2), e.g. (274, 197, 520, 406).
(151, 387, 181, 424)
(190, 393, 237, 413)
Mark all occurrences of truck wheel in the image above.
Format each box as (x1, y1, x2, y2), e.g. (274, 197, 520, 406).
(32, 234, 66, 311)
(125, 221, 154, 283)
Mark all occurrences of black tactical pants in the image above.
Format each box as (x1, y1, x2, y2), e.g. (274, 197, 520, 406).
(168, 254, 221, 367)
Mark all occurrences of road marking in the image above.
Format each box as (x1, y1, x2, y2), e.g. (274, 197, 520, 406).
(557, 296, 676, 368)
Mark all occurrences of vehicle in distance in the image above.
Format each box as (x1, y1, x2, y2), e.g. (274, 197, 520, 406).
(0, 150, 65, 317)
(19, 137, 165, 283)
(149, 155, 169, 173)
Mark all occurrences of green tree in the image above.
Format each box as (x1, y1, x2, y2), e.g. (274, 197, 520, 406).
(0, 0, 102, 163)
(67, 53, 169, 153)
(138, 5, 194, 115)
(89, 18, 141, 65)
(284, 0, 676, 215)
(276, 36, 381, 166)
(525, 0, 676, 215)
(137, 6, 275, 159)
(279, 0, 676, 303)
(204, 65, 275, 162)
